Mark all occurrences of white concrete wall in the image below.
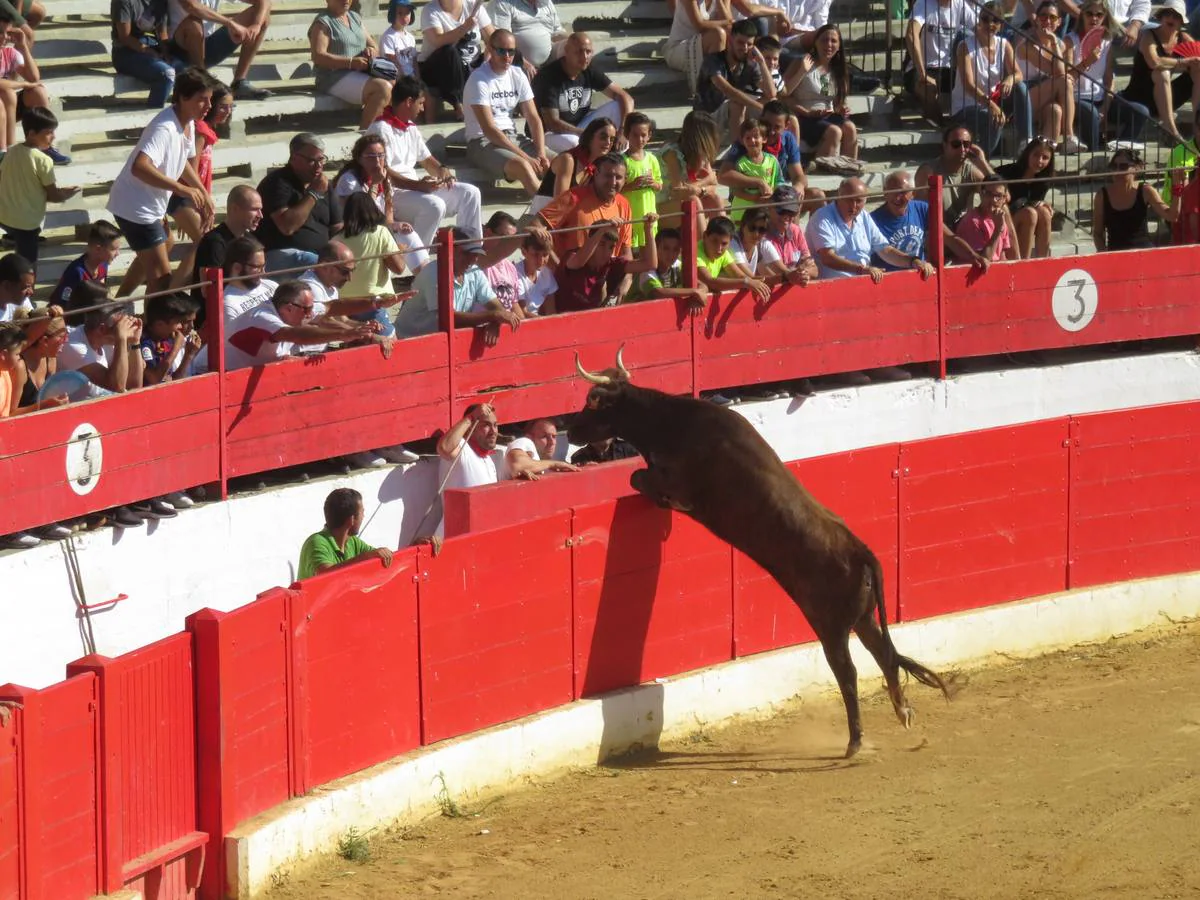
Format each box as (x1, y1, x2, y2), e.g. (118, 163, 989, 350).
(2, 349, 1199, 689)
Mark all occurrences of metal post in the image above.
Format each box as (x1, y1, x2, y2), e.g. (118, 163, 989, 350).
(929, 175, 947, 381)
(436, 228, 457, 425)
(204, 267, 228, 499)
(681, 198, 700, 397)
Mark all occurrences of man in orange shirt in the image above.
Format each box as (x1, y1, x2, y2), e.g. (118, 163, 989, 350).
(536, 152, 633, 262)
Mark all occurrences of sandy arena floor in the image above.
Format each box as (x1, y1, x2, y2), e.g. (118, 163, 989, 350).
(268, 622, 1200, 900)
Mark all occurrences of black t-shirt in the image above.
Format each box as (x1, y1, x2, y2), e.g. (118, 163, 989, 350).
(111, 0, 167, 45)
(190, 222, 237, 325)
(254, 166, 341, 255)
(570, 438, 640, 465)
(532, 59, 613, 127)
(996, 162, 1050, 208)
(694, 52, 761, 115)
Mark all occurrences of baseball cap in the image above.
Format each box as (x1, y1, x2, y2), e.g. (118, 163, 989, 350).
(452, 227, 487, 256)
(770, 185, 800, 214)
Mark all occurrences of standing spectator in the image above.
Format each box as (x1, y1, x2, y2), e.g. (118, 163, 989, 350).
(221, 235, 273, 319)
(905, 0, 977, 122)
(1119, 0, 1200, 145)
(914, 124, 993, 229)
(533, 32, 633, 153)
(782, 24, 858, 160)
(297, 488, 394, 579)
(189, 184, 262, 317)
(367, 76, 483, 246)
(621, 112, 662, 252)
(111, 0, 187, 108)
(1092, 147, 1180, 252)
(255, 132, 340, 273)
(435, 405, 501, 523)
(658, 109, 724, 221)
(107, 68, 214, 297)
(948, 3, 1033, 158)
(537, 152, 632, 261)
(463, 29, 549, 197)
(0, 14, 66, 162)
(504, 418, 580, 477)
(720, 117, 781, 217)
(529, 116, 616, 215)
(0, 251, 32, 321)
(378, 0, 418, 78)
(0, 108, 79, 265)
(166, 0, 272, 100)
(996, 136, 1055, 258)
(308, 0, 393, 129)
(58, 302, 146, 394)
(872, 170, 986, 270)
(664, 0, 731, 95)
(807, 177, 937, 280)
(1017, 2, 1081, 152)
(954, 175, 1018, 262)
(417, 0, 494, 122)
(695, 19, 773, 143)
(1066, 0, 1151, 150)
(139, 292, 202, 385)
(551, 215, 660, 313)
(491, 0, 566, 69)
(51, 221, 122, 307)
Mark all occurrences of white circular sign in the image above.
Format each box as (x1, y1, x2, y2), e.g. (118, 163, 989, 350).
(1052, 268, 1098, 333)
(65, 423, 103, 496)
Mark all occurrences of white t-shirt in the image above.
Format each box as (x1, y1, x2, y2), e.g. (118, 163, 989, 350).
(168, 0, 218, 37)
(439, 437, 499, 491)
(107, 107, 196, 225)
(418, 0, 491, 63)
(365, 119, 432, 180)
(223, 278, 277, 322)
(515, 258, 557, 313)
(463, 64, 534, 140)
(908, 0, 976, 71)
(786, 0, 833, 31)
(504, 435, 539, 478)
(378, 26, 418, 77)
(731, 235, 782, 275)
(57, 324, 115, 372)
(1066, 31, 1110, 102)
(298, 270, 336, 353)
(0, 298, 32, 322)
(224, 301, 293, 370)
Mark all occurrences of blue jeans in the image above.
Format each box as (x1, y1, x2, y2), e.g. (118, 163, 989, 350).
(1076, 96, 1150, 150)
(111, 46, 187, 107)
(950, 82, 1033, 157)
(264, 248, 319, 279)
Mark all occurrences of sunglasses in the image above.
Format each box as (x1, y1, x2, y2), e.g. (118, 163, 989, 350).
(1038, 12, 1060, 20)
(285, 301, 314, 313)
(950, 139, 972, 149)
(746, 224, 768, 234)
(492, 46, 517, 56)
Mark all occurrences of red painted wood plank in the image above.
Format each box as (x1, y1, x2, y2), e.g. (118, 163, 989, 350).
(0, 706, 19, 900)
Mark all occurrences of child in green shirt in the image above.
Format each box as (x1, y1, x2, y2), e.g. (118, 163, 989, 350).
(621, 112, 663, 252)
(725, 118, 780, 218)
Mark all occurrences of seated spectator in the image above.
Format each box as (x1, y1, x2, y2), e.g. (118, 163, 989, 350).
(914, 124, 994, 229)
(719, 117, 781, 217)
(0, 320, 62, 418)
(695, 215, 770, 300)
(621, 112, 662, 252)
(223, 279, 375, 370)
(0, 107, 77, 266)
(1107, 0, 1151, 48)
(1092, 147, 1180, 252)
(108, 68, 214, 296)
(905, 0, 976, 122)
(948, 3, 1033, 158)
(378, 0, 418, 78)
(367, 76, 483, 246)
(1017, 2, 1081, 152)
(189, 184, 263, 319)
(255, 132, 340, 273)
(505, 418, 580, 477)
(954, 175, 1018, 262)
(664, 0, 731, 95)
(1119, 0, 1200, 145)
(537, 152, 633, 261)
(417, 0, 494, 122)
(139, 292, 202, 385)
(659, 110, 724, 221)
(551, 215, 660, 313)
(1177, 156, 1200, 244)
(166, 0, 271, 100)
(464, 29, 549, 197)
(308, 0, 393, 129)
(782, 23, 858, 161)
(695, 20, 774, 143)
(627, 226, 710, 309)
(721, 99, 817, 206)
(996, 136, 1055, 258)
(871, 170, 987, 270)
(512, 227, 559, 314)
(17, 304, 69, 412)
(112, 0, 187, 107)
(297, 487, 394, 579)
(0, 14, 66, 163)
(221, 235, 274, 320)
(806, 177, 937, 281)
(0, 252, 34, 321)
(731, 207, 788, 280)
(300, 239, 411, 327)
(57, 300, 144, 393)
(1066, 0, 1151, 151)
(530, 116, 616, 215)
(761, 185, 818, 275)
(339, 192, 423, 310)
(491, 0, 566, 69)
(533, 32, 633, 153)
(393, 227, 521, 340)
(570, 435, 639, 465)
(50, 221, 121, 308)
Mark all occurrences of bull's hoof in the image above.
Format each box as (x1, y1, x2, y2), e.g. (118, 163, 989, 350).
(844, 738, 862, 759)
(896, 706, 915, 730)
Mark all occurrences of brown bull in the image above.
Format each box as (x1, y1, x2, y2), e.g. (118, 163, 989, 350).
(569, 350, 951, 759)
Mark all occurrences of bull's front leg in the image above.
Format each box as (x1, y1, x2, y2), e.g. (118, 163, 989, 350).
(630, 464, 694, 513)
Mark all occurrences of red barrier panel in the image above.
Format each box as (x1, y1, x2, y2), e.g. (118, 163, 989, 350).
(0, 704, 16, 900)
(0, 375, 220, 535)
(223, 335, 448, 478)
(419, 514, 574, 744)
(942, 249, 1200, 359)
(898, 419, 1069, 619)
(0, 676, 100, 900)
(572, 497, 734, 698)
(694, 271, 939, 391)
(452, 299, 693, 423)
(1069, 400, 1200, 588)
(443, 456, 642, 538)
(289, 549, 422, 790)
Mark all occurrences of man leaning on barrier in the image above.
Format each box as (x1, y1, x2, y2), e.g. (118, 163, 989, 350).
(298, 487, 394, 579)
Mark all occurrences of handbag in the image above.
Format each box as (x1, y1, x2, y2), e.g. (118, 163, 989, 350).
(366, 56, 398, 80)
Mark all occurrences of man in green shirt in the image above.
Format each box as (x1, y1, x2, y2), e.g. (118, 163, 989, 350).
(297, 488, 394, 579)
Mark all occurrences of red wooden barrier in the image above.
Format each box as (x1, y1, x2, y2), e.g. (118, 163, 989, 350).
(0, 703, 17, 900)
(942, 248, 1200, 359)
(442, 456, 641, 537)
(418, 514, 574, 744)
(1068, 400, 1200, 589)
(572, 497, 734, 698)
(223, 334, 448, 478)
(451, 298, 693, 423)
(288, 549, 422, 790)
(0, 375, 220, 535)
(0, 676, 100, 900)
(898, 420, 1070, 620)
(694, 270, 939, 391)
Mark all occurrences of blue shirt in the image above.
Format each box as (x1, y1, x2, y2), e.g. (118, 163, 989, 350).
(393, 263, 496, 338)
(805, 204, 892, 280)
(870, 200, 929, 270)
(50, 254, 107, 307)
(723, 132, 802, 184)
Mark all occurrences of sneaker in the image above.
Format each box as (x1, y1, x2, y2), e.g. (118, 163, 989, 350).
(129, 499, 177, 520)
(345, 450, 389, 469)
(1, 531, 41, 548)
(233, 79, 272, 101)
(44, 146, 71, 165)
(866, 365, 914, 382)
(739, 385, 784, 401)
(1059, 135, 1083, 154)
(823, 371, 873, 387)
(112, 507, 146, 529)
(165, 490, 195, 508)
(705, 391, 734, 406)
(35, 523, 73, 540)
(376, 444, 421, 464)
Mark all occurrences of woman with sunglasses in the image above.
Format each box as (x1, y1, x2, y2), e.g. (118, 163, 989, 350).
(1092, 148, 1180, 252)
(730, 207, 785, 278)
(1017, 1, 1082, 152)
(1118, 0, 1200, 144)
(949, 1, 1034, 156)
(995, 134, 1056, 257)
(529, 117, 616, 216)
(1065, 0, 1151, 149)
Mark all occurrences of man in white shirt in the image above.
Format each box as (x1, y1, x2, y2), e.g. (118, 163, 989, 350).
(504, 418, 579, 478)
(58, 303, 144, 393)
(905, 0, 976, 120)
(367, 76, 484, 246)
(167, 0, 272, 99)
(463, 28, 549, 196)
(490, 0, 567, 69)
(221, 235, 277, 321)
(431, 402, 501, 537)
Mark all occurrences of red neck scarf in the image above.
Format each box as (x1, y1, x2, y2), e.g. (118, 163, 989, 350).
(468, 439, 491, 458)
(764, 136, 782, 157)
(375, 108, 414, 131)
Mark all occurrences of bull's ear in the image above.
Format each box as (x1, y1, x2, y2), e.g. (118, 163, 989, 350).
(586, 394, 602, 410)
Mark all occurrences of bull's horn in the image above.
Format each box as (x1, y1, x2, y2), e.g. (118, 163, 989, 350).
(614, 345, 631, 380)
(575, 353, 612, 385)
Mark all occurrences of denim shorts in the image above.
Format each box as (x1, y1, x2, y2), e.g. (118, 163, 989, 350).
(115, 215, 168, 252)
(168, 26, 238, 68)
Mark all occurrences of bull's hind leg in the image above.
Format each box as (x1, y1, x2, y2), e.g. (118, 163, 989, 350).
(854, 612, 913, 730)
(819, 629, 864, 759)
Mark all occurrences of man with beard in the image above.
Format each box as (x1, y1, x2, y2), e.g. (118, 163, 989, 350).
(298, 488, 395, 579)
(536, 151, 633, 261)
(221, 235, 274, 322)
(694, 19, 773, 143)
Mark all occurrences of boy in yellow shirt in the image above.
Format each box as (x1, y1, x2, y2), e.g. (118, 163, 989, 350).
(0, 107, 79, 266)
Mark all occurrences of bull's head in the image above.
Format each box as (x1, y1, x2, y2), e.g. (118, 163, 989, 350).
(567, 347, 633, 445)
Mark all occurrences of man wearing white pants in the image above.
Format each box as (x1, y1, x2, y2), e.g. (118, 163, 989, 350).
(366, 75, 483, 246)
(532, 32, 634, 153)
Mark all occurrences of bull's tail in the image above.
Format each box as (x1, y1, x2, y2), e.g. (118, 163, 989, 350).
(867, 552, 951, 699)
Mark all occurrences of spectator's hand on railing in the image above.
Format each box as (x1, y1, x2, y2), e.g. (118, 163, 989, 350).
(785, 268, 811, 287)
(971, 253, 991, 273)
(914, 260, 936, 279)
(375, 291, 417, 309)
(374, 334, 394, 359)
(37, 394, 69, 410)
(865, 266, 885, 284)
(492, 307, 521, 333)
(373, 547, 394, 567)
(744, 277, 771, 301)
(546, 461, 581, 473)
(482, 321, 502, 346)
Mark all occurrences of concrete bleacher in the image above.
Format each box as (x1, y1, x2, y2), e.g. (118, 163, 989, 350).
(29, 0, 1167, 293)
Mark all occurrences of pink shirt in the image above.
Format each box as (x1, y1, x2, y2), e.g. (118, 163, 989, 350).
(764, 222, 811, 267)
(485, 258, 521, 310)
(955, 208, 1011, 261)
